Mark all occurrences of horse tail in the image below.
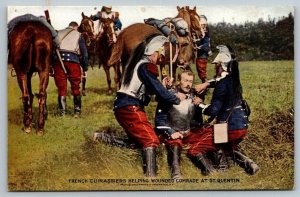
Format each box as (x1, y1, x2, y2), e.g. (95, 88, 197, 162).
(108, 36, 123, 66)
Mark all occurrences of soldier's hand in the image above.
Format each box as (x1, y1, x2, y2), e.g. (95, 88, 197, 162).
(192, 97, 203, 105)
(171, 132, 183, 139)
(162, 77, 173, 88)
(195, 82, 210, 94)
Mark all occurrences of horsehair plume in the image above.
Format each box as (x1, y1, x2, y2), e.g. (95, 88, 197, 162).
(122, 33, 161, 87)
(226, 45, 242, 102)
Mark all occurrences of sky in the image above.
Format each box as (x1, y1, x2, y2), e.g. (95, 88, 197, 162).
(7, 5, 294, 30)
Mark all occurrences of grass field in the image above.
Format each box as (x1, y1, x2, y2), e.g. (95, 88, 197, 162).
(8, 60, 294, 191)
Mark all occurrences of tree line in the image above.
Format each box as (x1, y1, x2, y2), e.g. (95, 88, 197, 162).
(209, 13, 294, 61)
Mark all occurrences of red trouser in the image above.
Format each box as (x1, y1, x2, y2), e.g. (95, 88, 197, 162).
(114, 106, 160, 148)
(53, 61, 82, 96)
(161, 127, 247, 157)
(196, 58, 208, 81)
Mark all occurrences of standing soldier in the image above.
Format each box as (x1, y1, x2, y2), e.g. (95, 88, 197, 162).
(91, 6, 122, 35)
(193, 15, 212, 83)
(53, 21, 88, 117)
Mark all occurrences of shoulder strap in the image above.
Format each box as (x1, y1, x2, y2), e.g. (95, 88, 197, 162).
(60, 29, 75, 42)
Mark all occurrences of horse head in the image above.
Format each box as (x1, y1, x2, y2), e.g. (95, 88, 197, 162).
(79, 12, 95, 46)
(187, 6, 201, 33)
(171, 6, 195, 68)
(176, 6, 191, 32)
(99, 17, 117, 46)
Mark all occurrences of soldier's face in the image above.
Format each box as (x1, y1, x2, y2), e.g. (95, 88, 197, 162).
(179, 73, 194, 93)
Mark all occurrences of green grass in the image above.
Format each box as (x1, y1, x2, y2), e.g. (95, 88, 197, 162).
(7, 61, 294, 191)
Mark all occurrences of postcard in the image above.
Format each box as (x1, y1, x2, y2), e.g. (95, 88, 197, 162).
(7, 5, 294, 191)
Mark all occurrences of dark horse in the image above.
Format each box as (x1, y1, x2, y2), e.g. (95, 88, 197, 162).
(108, 6, 195, 82)
(79, 13, 120, 94)
(8, 21, 53, 135)
(78, 12, 96, 96)
(79, 12, 97, 68)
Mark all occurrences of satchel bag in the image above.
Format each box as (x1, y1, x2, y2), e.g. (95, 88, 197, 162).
(213, 102, 237, 144)
(213, 122, 228, 144)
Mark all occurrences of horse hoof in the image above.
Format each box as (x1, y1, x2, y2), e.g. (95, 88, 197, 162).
(107, 89, 113, 95)
(23, 126, 32, 134)
(82, 90, 86, 96)
(36, 129, 44, 136)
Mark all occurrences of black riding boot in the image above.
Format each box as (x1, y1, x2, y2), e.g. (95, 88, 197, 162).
(73, 95, 81, 118)
(190, 153, 216, 176)
(167, 145, 182, 179)
(58, 96, 66, 116)
(233, 150, 260, 175)
(142, 147, 157, 177)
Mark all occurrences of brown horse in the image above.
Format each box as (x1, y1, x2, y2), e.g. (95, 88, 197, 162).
(79, 12, 97, 68)
(108, 6, 195, 81)
(8, 21, 53, 135)
(78, 12, 96, 96)
(79, 13, 120, 94)
(187, 6, 202, 34)
(96, 17, 121, 94)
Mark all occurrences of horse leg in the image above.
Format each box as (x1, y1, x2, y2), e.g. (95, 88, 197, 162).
(82, 76, 86, 96)
(103, 65, 112, 94)
(16, 72, 32, 133)
(113, 63, 121, 90)
(37, 71, 49, 135)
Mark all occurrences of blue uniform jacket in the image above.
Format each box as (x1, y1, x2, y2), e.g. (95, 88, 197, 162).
(195, 33, 210, 59)
(203, 75, 249, 131)
(114, 63, 180, 110)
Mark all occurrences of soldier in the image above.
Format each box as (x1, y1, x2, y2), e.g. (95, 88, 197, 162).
(53, 21, 88, 117)
(91, 6, 122, 35)
(155, 70, 212, 178)
(193, 15, 212, 83)
(195, 45, 259, 175)
(114, 35, 183, 178)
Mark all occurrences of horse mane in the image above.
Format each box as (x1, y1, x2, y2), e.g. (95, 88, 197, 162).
(122, 33, 161, 86)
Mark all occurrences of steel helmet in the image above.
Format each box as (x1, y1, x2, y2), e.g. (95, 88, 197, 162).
(212, 45, 232, 71)
(144, 35, 168, 56)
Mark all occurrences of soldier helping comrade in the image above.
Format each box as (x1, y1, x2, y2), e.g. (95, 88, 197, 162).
(195, 45, 259, 175)
(113, 35, 185, 178)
